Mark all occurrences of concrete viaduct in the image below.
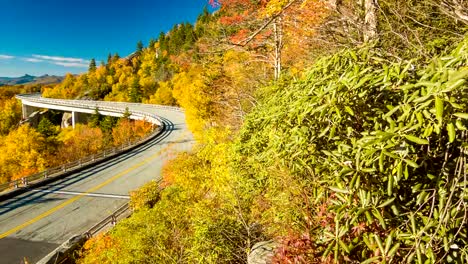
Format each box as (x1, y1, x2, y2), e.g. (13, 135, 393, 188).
(17, 93, 163, 128)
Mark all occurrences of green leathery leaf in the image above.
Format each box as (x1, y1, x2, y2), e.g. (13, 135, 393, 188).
(377, 197, 396, 208)
(338, 239, 350, 254)
(329, 186, 350, 194)
(410, 213, 416, 234)
(349, 172, 358, 189)
(385, 231, 394, 254)
(417, 191, 429, 205)
(344, 106, 355, 116)
(339, 168, 354, 177)
(379, 151, 384, 173)
(442, 79, 466, 92)
(365, 211, 373, 223)
(351, 207, 368, 224)
(423, 124, 434, 137)
(361, 256, 381, 264)
(407, 252, 416, 263)
(448, 68, 468, 82)
(387, 174, 394, 196)
(323, 240, 334, 257)
(404, 135, 428, 145)
(404, 159, 419, 168)
(447, 122, 456, 143)
(374, 234, 385, 256)
(388, 243, 400, 257)
(434, 124, 441, 134)
(397, 162, 402, 180)
(372, 208, 386, 229)
(435, 96, 444, 125)
(329, 126, 336, 139)
(383, 150, 398, 159)
(454, 112, 468, 119)
(350, 50, 358, 61)
(413, 94, 431, 103)
(416, 112, 424, 125)
(456, 120, 466, 130)
(444, 236, 449, 251)
(383, 105, 400, 119)
(318, 126, 330, 138)
(423, 109, 432, 119)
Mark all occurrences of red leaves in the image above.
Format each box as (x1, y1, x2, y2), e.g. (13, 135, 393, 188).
(272, 233, 325, 264)
(229, 29, 249, 43)
(220, 14, 245, 25)
(209, 0, 220, 8)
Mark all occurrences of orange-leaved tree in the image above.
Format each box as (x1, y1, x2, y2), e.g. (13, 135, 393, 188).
(56, 124, 104, 163)
(213, 0, 328, 79)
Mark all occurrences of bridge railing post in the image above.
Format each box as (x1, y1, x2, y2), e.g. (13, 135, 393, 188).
(21, 177, 28, 187)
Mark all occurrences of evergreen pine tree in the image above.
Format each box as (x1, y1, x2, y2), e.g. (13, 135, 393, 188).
(136, 40, 144, 54)
(89, 58, 97, 72)
(148, 38, 156, 49)
(89, 107, 101, 128)
(37, 117, 58, 138)
(107, 53, 112, 65)
(122, 107, 131, 120)
(129, 77, 142, 103)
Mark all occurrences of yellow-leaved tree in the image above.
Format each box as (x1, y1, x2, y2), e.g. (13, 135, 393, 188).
(0, 125, 48, 183)
(172, 66, 215, 139)
(0, 98, 22, 136)
(144, 81, 176, 106)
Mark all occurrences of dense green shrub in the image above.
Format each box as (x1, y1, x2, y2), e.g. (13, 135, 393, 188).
(237, 37, 468, 263)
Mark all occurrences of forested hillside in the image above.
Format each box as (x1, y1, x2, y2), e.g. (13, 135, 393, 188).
(40, 0, 468, 263)
(0, 83, 153, 184)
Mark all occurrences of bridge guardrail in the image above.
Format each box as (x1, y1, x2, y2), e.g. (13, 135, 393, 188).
(16, 94, 184, 113)
(84, 202, 132, 238)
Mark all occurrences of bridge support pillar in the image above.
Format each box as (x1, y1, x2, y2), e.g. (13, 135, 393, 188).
(21, 104, 37, 119)
(72, 111, 77, 128)
(71, 111, 88, 128)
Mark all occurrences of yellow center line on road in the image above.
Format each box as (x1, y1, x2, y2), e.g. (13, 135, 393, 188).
(0, 131, 189, 239)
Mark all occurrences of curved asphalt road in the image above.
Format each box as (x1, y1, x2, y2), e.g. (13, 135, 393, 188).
(0, 97, 194, 264)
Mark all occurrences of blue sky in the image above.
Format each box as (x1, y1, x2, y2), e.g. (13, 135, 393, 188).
(0, 0, 210, 77)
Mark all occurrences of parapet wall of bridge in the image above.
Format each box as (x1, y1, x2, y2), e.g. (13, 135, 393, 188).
(16, 94, 164, 129)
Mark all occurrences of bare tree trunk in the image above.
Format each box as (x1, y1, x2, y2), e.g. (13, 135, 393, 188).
(273, 18, 283, 80)
(364, 0, 378, 42)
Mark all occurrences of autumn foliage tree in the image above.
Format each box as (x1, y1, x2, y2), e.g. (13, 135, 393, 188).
(0, 125, 48, 183)
(55, 124, 104, 163)
(212, 0, 328, 79)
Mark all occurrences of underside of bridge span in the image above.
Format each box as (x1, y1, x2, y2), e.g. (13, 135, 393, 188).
(22, 103, 90, 128)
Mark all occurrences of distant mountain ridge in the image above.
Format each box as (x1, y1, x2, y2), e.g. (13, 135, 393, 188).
(0, 74, 64, 86)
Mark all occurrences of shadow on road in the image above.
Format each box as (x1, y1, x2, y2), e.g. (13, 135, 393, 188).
(0, 237, 59, 264)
